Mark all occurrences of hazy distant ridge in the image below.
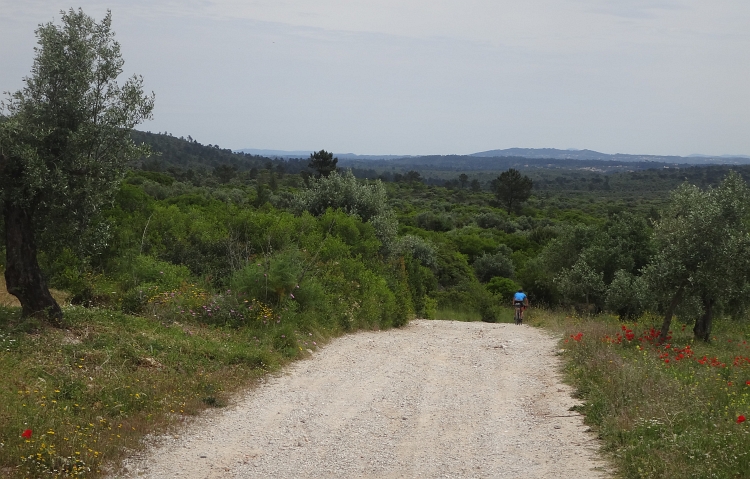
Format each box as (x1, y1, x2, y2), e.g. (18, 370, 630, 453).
(236, 149, 412, 160)
(471, 148, 750, 164)
(237, 147, 750, 165)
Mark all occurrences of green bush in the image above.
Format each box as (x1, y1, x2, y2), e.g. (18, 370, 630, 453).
(230, 249, 303, 305)
(292, 169, 389, 222)
(604, 269, 646, 319)
(434, 280, 498, 323)
(473, 250, 514, 282)
(416, 211, 454, 232)
(475, 212, 514, 232)
(487, 276, 520, 301)
(122, 255, 192, 291)
(394, 235, 437, 267)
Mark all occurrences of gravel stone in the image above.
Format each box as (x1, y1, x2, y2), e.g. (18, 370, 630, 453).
(117, 320, 609, 478)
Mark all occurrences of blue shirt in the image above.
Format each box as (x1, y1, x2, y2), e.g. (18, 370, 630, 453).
(513, 292, 527, 302)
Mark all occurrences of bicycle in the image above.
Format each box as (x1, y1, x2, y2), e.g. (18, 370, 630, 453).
(514, 303, 524, 325)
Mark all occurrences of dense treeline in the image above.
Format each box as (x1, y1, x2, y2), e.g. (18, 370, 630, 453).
(4, 128, 750, 339)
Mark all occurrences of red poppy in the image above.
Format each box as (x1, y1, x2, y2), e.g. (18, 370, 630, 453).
(737, 415, 746, 424)
(21, 429, 32, 439)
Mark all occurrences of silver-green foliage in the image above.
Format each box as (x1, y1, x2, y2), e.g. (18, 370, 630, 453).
(554, 258, 605, 307)
(392, 235, 437, 267)
(292, 169, 397, 248)
(605, 269, 648, 319)
(473, 249, 514, 283)
(0, 9, 154, 251)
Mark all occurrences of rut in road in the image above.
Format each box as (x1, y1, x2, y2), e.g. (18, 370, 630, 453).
(118, 320, 608, 478)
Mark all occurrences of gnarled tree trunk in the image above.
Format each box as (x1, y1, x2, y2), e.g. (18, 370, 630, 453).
(693, 297, 714, 342)
(3, 202, 62, 325)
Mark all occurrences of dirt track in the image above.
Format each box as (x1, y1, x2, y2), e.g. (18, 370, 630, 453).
(118, 320, 608, 478)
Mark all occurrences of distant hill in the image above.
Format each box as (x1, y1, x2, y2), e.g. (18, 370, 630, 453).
(237, 146, 750, 165)
(236, 148, 313, 158)
(338, 154, 694, 174)
(236, 148, 411, 161)
(132, 131, 275, 171)
(471, 148, 750, 165)
(134, 132, 750, 177)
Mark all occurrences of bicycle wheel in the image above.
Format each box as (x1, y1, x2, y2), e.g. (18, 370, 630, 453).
(514, 307, 522, 325)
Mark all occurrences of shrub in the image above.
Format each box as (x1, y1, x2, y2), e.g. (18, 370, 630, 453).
(473, 251, 514, 282)
(555, 258, 606, 309)
(416, 211, 454, 232)
(515, 257, 559, 306)
(393, 235, 437, 267)
(448, 232, 498, 260)
(434, 280, 498, 322)
(117, 256, 193, 313)
(292, 169, 389, 222)
(487, 276, 520, 300)
(293, 170, 397, 249)
(605, 270, 646, 319)
(230, 249, 303, 305)
(475, 212, 514, 231)
(123, 255, 192, 290)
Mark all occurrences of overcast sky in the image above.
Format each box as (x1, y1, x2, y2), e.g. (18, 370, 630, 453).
(1, 1, 749, 156)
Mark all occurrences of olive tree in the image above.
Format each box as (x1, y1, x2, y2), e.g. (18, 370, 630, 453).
(644, 172, 750, 341)
(0, 9, 154, 324)
(554, 258, 606, 311)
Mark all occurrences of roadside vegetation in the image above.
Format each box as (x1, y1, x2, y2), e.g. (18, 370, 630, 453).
(530, 310, 750, 478)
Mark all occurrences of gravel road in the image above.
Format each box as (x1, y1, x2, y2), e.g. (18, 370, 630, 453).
(118, 320, 608, 478)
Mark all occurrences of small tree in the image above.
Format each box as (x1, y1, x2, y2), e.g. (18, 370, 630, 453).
(0, 9, 154, 324)
(554, 258, 606, 311)
(490, 168, 533, 213)
(458, 173, 469, 189)
(213, 164, 237, 183)
(405, 170, 422, 183)
(605, 269, 647, 319)
(308, 149, 338, 178)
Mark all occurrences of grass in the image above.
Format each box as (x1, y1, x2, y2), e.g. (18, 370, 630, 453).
(530, 309, 750, 479)
(0, 303, 331, 478)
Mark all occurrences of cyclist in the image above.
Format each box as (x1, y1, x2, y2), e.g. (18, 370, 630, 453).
(512, 289, 529, 324)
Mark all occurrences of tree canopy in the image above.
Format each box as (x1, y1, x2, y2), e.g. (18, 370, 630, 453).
(490, 168, 533, 213)
(0, 9, 154, 323)
(308, 150, 338, 178)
